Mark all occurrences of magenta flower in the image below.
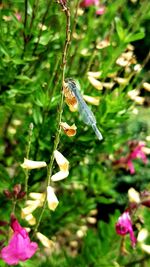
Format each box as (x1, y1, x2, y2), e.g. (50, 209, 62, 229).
(129, 142, 147, 164)
(116, 211, 136, 247)
(96, 6, 105, 15)
(113, 141, 148, 174)
(80, 0, 99, 7)
(80, 0, 105, 15)
(1, 216, 38, 265)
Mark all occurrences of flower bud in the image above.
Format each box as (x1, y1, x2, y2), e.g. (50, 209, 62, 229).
(3, 190, 12, 199)
(13, 184, 21, 197)
(17, 191, 26, 199)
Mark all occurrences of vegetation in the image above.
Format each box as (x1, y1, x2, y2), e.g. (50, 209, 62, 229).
(0, 0, 150, 266)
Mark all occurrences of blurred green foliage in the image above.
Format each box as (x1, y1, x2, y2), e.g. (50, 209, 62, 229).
(0, 0, 150, 266)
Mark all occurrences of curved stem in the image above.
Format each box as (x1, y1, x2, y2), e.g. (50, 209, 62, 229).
(32, 1, 71, 235)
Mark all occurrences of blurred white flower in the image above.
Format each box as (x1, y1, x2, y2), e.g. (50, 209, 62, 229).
(36, 232, 55, 248)
(21, 158, 47, 169)
(128, 188, 140, 204)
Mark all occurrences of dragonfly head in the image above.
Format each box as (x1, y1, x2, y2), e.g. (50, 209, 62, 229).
(64, 78, 80, 94)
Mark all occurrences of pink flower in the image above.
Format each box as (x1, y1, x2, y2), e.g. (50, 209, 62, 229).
(126, 159, 135, 174)
(1, 216, 38, 265)
(95, 6, 105, 15)
(113, 141, 148, 174)
(15, 12, 21, 21)
(130, 143, 147, 164)
(116, 211, 136, 247)
(80, 0, 105, 15)
(80, 0, 99, 7)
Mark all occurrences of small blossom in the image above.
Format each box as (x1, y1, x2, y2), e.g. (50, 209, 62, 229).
(128, 188, 140, 204)
(87, 71, 102, 78)
(143, 82, 150, 92)
(96, 6, 105, 15)
(15, 12, 21, 21)
(80, 0, 99, 8)
(137, 229, 148, 243)
(113, 141, 148, 174)
(88, 76, 103, 90)
(141, 244, 150, 254)
(47, 186, 59, 211)
(51, 170, 69, 182)
(1, 216, 38, 265)
(51, 150, 69, 182)
(83, 95, 100, 106)
(54, 150, 69, 172)
(36, 232, 55, 248)
(80, 0, 105, 16)
(21, 193, 45, 219)
(116, 211, 136, 247)
(60, 122, 77, 137)
(96, 39, 110, 49)
(21, 158, 47, 170)
(23, 214, 36, 226)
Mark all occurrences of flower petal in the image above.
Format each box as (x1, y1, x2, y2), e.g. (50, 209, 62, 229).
(88, 76, 103, 90)
(21, 158, 47, 170)
(60, 122, 77, 137)
(36, 232, 55, 248)
(1, 217, 38, 265)
(47, 186, 59, 211)
(128, 188, 140, 204)
(54, 150, 69, 172)
(51, 170, 69, 182)
(83, 95, 100, 106)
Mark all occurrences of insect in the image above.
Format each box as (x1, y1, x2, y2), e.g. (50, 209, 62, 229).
(64, 78, 103, 141)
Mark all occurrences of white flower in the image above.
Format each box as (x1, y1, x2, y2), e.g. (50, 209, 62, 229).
(51, 150, 69, 182)
(128, 187, 140, 204)
(51, 170, 69, 182)
(47, 186, 59, 211)
(83, 95, 100, 106)
(137, 229, 148, 243)
(54, 150, 69, 172)
(21, 158, 47, 169)
(36, 232, 55, 248)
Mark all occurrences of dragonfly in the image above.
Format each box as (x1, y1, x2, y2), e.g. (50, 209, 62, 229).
(64, 78, 103, 141)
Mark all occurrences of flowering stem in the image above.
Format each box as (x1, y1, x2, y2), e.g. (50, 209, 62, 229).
(24, 123, 34, 196)
(32, 1, 71, 235)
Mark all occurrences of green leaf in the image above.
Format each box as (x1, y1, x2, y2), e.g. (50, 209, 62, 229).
(125, 30, 145, 43)
(115, 17, 125, 41)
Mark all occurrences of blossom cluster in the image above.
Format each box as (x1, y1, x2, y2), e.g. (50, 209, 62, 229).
(113, 141, 148, 174)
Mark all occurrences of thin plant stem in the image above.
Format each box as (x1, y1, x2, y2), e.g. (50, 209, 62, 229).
(29, 0, 40, 32)
(23, 0, 28, 56)
(12, 199, 17, 214)
(32, 0, 51, 55)
(24, 123, 34, 196)
(47, 56, 61, 106)
(32, 1, 71, 235)
(68, 0, 80, 56)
